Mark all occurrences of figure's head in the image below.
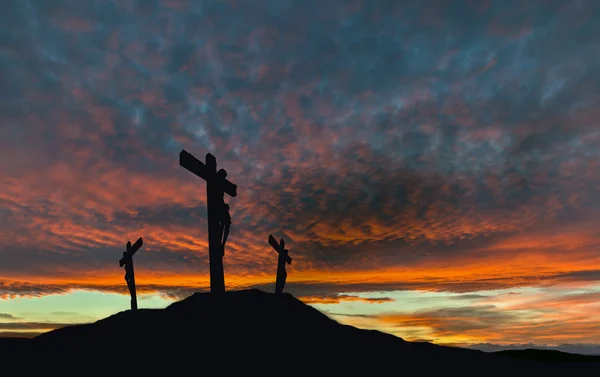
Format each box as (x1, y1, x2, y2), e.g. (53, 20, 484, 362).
(217, 169, 227, 178)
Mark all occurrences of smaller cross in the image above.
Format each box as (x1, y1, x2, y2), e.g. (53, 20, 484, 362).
(268, 234, 292, 295)
(119, 237, 143, 311)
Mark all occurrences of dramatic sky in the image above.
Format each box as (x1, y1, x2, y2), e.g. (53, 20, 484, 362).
(1, 0, 600, 352)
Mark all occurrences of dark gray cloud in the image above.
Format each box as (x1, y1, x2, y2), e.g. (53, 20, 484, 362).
(0, 322, 71, 330)
(0, 0, 598, 314)
(470, 343, 600, 356)
(0, 331, 42, 338)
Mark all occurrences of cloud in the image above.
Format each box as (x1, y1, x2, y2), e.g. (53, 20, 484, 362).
(1, 0, 600, 347)
(0, 278, 202, 300)
(0, 313, 19, 320)
(378, 305, 527, 334)
(298, 294, 394, 305)
(0, 331, 42, 338)
(0, 322, 71, 330)
(323, 287, 600, 345)
(469, 343, 600, 356)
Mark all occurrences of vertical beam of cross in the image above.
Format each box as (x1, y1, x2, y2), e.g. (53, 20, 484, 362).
(180, 150, 237, 294)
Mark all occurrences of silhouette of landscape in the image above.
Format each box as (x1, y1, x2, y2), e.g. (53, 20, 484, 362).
(496, 349, 600, 363)
(0, 289, 597, 374)
(2, 2, 600, 373)
(2, 148, 600, 373)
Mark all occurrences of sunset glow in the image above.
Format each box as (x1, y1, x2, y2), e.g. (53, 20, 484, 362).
(1, 0, 600, 353)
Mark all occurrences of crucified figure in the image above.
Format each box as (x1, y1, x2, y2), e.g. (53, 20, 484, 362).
(121, 251, 135, 298)
(216, 169, 232, 256)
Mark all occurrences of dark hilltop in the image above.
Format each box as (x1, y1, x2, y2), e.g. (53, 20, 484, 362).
(2, 289, 599, 375)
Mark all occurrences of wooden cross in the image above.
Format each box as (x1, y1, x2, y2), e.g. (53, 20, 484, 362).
(119, 237, 143, 311)
(180, 149, 237, 294)
(268, 234, 292, 294)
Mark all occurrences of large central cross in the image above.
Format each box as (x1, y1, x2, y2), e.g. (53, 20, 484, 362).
(180, 149, 237, 294)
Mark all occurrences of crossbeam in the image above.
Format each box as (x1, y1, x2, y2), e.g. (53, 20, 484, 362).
(180, 150, 237, 197)
(269, 234, 292, 264)
(129, 237, 143, 255)
(119, 237, 143, 265)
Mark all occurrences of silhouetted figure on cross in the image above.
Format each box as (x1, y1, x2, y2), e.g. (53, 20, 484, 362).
(119, 237, 143, 311)
(268, 234, 292, 295)
(216, 169, 232, 256)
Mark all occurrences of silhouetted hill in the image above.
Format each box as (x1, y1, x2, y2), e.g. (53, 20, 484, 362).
(496, 348, 600, 363)
(4, 289, 599, 374)
(0, 337, 28, 353)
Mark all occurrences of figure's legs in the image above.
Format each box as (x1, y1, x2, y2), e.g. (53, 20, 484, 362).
(217, 202, 231, 256)
(281, 271, 287, 293)
(275, 265, 286, 294)
(126, 279, 133, 298)
(126, 278, 138, 311)
(221, 223, 230, 249)
(218, 222, 224, 256)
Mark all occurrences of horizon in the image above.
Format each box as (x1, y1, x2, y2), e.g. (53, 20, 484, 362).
(2, 0, 600, 354)
(3, 288, 600, 356)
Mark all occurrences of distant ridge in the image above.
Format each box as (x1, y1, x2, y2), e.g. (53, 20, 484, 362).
(495, 349, 600, 363)
(2, 289, 597, 374)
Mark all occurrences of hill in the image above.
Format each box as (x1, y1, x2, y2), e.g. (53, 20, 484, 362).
(495, 349, 600, 363)
(4, 289, 599, 374)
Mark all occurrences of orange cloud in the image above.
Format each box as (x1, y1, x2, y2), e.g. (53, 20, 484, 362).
(298, 294, 394, 305)
(327, 291, 600, 346)
(2, 0, 600, 349)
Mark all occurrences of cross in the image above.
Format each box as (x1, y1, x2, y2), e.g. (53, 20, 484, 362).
(119, 237, 143, 311)
(268, 234, 292, 295)
(180, 149, 237, 294)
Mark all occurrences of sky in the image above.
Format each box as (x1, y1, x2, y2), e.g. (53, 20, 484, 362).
(1, 0, 600, 353)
